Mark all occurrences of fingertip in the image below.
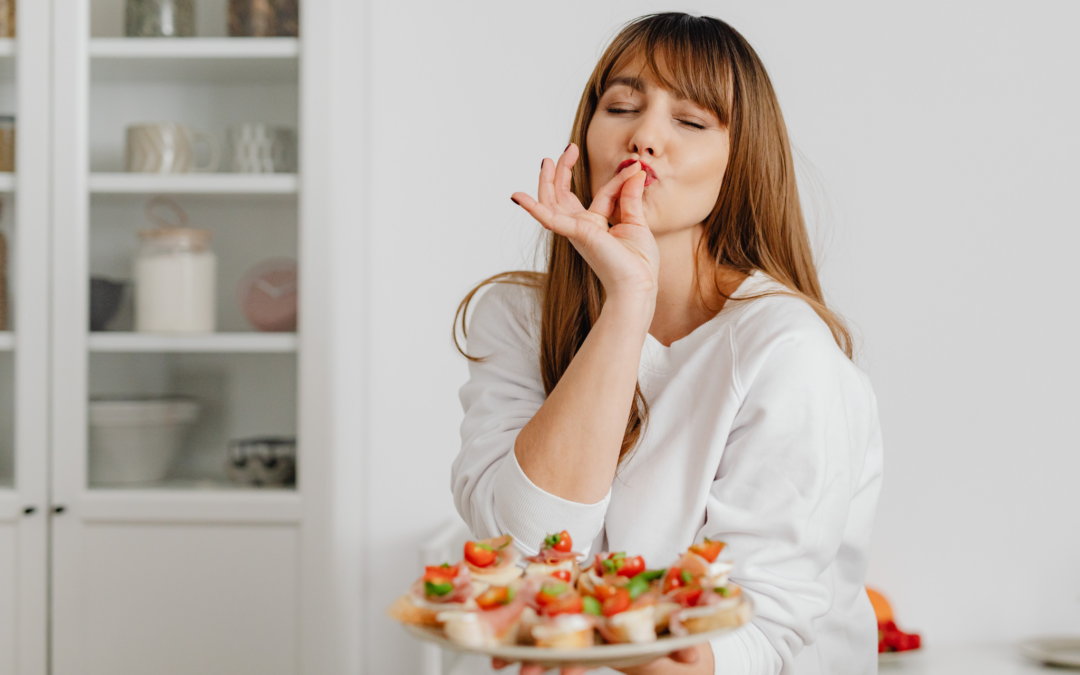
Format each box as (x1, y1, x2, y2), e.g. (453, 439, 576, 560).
(510, 196, 520, 205)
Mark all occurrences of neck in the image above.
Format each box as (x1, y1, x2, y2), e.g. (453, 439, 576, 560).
(649, 225, 745, 347)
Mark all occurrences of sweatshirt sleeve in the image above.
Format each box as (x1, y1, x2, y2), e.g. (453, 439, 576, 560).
(452, 283, 610, 557)
(703, 318, 876, 675)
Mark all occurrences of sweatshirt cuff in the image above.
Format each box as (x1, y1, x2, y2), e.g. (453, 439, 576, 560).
(493, 449, 610, 557)
(711, 622, 775, 675)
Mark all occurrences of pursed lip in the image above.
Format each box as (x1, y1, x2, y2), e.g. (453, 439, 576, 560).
(617, 159, 658, 186)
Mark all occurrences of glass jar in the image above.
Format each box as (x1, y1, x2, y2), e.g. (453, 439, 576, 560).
(0, 116, 14, 173)
(228, 0, 299, 37)
(125, 0, 196, 38)
(0, 0, 14, 38)
(134, 228, 216, 333)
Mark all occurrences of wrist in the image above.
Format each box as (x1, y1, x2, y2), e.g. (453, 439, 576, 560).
(601, 292, 655, 333)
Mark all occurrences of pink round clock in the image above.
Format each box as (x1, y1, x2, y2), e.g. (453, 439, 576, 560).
(237, 258, 298, 332)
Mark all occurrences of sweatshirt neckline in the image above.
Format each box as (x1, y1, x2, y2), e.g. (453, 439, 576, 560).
(641, 271, 761, 373)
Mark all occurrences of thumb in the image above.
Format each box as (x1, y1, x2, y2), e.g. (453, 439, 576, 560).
(617, 170, 648, 227)
(669, 647, 699, 663)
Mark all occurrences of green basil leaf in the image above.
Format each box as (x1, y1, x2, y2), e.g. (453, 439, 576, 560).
(635, 569, 665, 582)
(425, 581, 453, 597)
(544, 533, 560, 548)
(602, 559, 617, 574)
(680, 570, 693, 584)
(506, 586, 516, 602)
(613, 551, 626, 560)
(716, 587, 729, 597)
(627, 577, 649, 600)
(543, 582, 567, 596)
(583, 596, 602, 616)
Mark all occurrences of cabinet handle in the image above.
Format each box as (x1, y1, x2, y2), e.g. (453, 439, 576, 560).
(52, 505, 66, 514)
(22, 506, 36, 515)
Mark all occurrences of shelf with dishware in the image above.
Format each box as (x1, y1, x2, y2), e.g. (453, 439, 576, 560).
(88, 331, 297, 353)
(88, 350, 297, 491)
(90, 38, 299, 84)
(89, 172, 298, 194)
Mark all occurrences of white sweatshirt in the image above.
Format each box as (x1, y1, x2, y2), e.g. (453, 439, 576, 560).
(452, 272, 883, 675)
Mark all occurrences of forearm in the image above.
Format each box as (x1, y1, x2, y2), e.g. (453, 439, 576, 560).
(514, 294, 653, 503)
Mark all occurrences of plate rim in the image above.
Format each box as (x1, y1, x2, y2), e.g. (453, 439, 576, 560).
(401, 597, 753, 666)
(1017, 635, 1080, 667)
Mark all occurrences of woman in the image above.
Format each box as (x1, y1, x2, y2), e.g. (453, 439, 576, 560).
(452, 13, 882, 675)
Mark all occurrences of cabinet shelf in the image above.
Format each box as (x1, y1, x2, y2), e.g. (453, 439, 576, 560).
(0, 331, 12, 350)
(79, 487, 301, 524)
(90, 38, 299, 83)
(88, 332, 298, 353)
(89, 173, 298, 194)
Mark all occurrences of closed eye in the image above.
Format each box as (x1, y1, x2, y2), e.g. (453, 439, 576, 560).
(679, 119, 706, 130)
(606, 107, 637, 115)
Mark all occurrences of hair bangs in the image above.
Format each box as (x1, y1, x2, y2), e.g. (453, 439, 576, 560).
(595, 14, 734, 126)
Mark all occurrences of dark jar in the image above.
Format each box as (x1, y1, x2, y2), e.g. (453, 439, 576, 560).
(228, 0, 299, 37)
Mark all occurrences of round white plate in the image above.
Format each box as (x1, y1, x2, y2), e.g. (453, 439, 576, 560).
(402, 602, 752, 669)
(878, 648, 920, 665)
(1017, 636, 1080, 667)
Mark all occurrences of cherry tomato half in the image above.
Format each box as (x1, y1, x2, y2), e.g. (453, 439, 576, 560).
(475, 586, 511, 611)
(542, 594, 584, 616)
(591, 584, 619, 601)
(551, 570, 572, 582)
(552, 530, 573, 552)
(463, 541, 496, 568)
(673, 586, 703, 608)
(689, 539, 726, 563)
(663, 566, 684, 593)
(601, 588, 632, 617)
(617, 555, 646, 578)
(423, 564, 458, 585)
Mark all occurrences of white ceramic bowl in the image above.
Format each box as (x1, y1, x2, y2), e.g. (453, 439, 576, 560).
(88, 397, 199, 485)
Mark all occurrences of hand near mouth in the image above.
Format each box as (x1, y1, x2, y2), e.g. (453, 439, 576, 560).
(511, 143, 660, 304)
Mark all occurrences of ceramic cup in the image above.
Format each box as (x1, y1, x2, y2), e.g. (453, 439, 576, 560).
(227, 124, 296, 173)
(126, 123, 220, 173)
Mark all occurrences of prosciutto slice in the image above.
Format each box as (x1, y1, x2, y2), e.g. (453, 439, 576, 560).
(524, 548, 581, 564)
(410, 565, 474, 605)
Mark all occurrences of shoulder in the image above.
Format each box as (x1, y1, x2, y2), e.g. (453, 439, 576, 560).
(466, 279, 543, 357)
(727, 273, 865, 396)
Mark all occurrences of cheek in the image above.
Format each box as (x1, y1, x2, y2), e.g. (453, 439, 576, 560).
(585, 120, 617, 194)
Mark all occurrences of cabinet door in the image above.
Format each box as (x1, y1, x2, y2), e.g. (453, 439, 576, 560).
(50, 3, 303, 674)
(0, 1, 52, 673)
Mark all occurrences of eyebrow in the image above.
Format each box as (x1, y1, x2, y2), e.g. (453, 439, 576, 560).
(604, 75, 689, 102)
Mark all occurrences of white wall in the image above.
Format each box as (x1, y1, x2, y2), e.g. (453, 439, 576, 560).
(363, 1, 1080, 672)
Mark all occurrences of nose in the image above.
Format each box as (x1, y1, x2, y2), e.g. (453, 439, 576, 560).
(628, 108, 666, 158)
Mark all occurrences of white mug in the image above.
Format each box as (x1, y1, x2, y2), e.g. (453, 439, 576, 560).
(126, 123, 221, 173)
(227, 124, 297, 173)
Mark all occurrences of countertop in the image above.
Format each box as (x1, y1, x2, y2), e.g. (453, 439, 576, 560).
(879, 644, 1071, 674)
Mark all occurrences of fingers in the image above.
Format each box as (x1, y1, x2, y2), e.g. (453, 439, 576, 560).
(537, 158, 555, 206)
(553, 143, 579, 206)
(669, 647, 699, 663)
(519, 665, 545, 675)
(616, 171, 648, 227)
(588, 161, 641, 219)
(491, 658, 510, 670)
(561, 668, 588, 675)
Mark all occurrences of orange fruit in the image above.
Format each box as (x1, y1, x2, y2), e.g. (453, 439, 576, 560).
(866, 586, 893, 623)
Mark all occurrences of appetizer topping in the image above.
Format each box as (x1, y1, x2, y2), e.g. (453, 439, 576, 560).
(688, 538, 726, 563)
(663, 566, 685, 593)
(673, 586, 703, 608)
(543, 530, 573, 552)
(594, 552, 646, 578)
(551, 570, 572, 582)
(535, 580, 584, 616)
(464, 541, 496, 568)
(601, 587, 632, 617)
(582, 596, 602, 616)
(463, 535, 512, 568)
(423, 564, 460, 598)
(626, 569, 663, 600)
(475, 585, 515, 610)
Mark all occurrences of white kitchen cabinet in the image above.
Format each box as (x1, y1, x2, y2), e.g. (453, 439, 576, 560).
(2, 1, 366, 674)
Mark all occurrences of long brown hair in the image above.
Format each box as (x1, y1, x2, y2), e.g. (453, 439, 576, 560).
(455, 13, 852, 465)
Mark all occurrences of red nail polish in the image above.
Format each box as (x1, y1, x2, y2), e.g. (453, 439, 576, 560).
(565, 143, 571, 152)
(511, 197, 520, 205)
(540, 159, 545, 170)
